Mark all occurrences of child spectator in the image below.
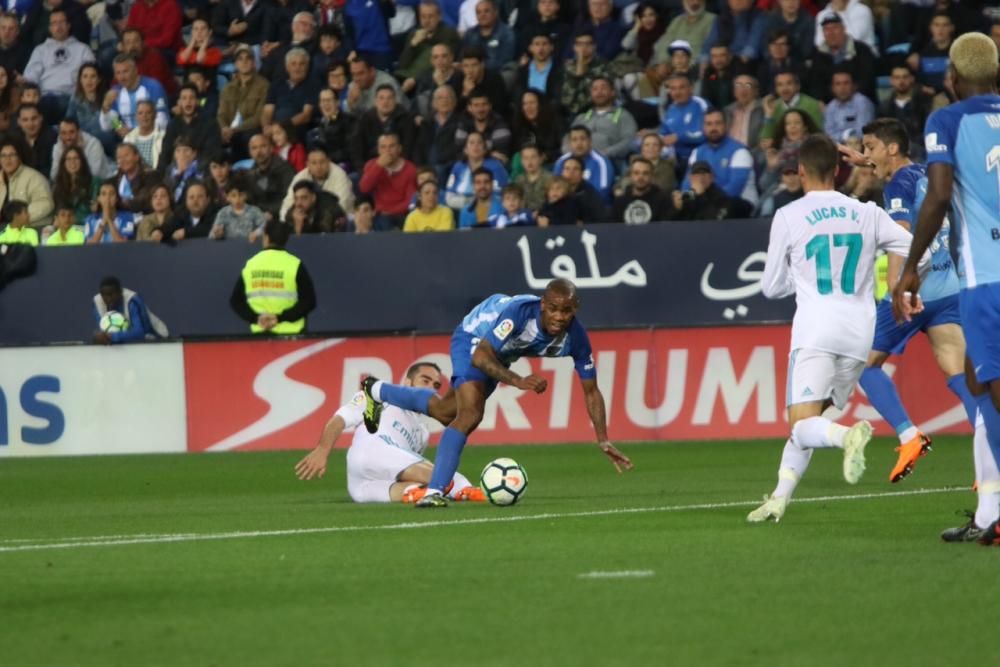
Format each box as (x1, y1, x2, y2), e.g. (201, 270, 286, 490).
(0, 200, 38, 245)
(212, 176, 266, 241)
(537, 177, 579, 226)
(488, 184, 534, 228)
(271, 121, 306, 173)
(45, 203, 84, 246)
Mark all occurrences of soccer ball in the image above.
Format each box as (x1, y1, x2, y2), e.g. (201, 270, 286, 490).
(480, 457, 528, 506)
(99, 311, 128, 333)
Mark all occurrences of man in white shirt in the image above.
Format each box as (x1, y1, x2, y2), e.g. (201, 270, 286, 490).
(748, 134, 926, 523)
(295, 362, 486, 503)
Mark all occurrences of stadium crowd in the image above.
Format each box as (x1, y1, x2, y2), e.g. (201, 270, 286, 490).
(0, 0, 997, 244)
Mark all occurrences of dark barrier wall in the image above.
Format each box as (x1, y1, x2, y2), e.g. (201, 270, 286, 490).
(0, 221, 793, 345)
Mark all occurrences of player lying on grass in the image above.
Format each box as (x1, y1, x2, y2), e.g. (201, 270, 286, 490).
(748, 134, 929, 523)
(295, 361, 485, 503)
(893, 33, 1000, 544)
(838, 118, 977, 483)
(360, 278, 633, 508)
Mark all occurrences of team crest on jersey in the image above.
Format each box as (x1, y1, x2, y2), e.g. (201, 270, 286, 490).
(351, 392, 366, 407)
(890, 198, 902, 210)
(925, 132, 946, 153)
(493, 319, 515, 340)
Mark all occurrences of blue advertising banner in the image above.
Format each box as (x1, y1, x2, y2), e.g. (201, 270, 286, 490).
(0, 221, 793, 345)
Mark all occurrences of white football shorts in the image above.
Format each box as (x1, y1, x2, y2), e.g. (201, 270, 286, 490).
(345, 436, 426, 503)
(786, 348, 864, 409)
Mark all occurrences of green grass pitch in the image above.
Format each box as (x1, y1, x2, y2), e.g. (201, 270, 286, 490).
(1, 436, 996, 666)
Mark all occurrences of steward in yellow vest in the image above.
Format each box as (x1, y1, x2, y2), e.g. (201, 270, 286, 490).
(230, 219, 316, 334)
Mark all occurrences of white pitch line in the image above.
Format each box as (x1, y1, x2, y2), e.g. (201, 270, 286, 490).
(0, 486, 966, 554)
(578, 570, 655, 579)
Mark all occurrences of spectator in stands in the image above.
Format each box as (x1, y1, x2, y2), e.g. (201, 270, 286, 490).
(85, 181, 136, 244)
(212, 0, 271, 47)
(27, 0, 91, 50)
(455, 88, 511, 164)
(560, 30, 608, 120)
(570, 76, 637, 162)
(683, 109, 757, 209)
(555, 125, 613, 203)
(136, 184, 173, 242)
(458, 46, 507, 113)
(285, 180, 347, 234)
(413, 43, 463, 118)
(404, 179, 454, 232)
(14, 102, 56, 176)
(311, 25, 349, 83)
(45, 203, 84, 246)
(127, 0, 182, 55)
(161, 180, 218, 241)
(510, 89, 562, 168)
(346, 56, 404, 115)
(352, 194, 375, 234)
(120, 28, 177, 100)
(246, 133, 296, 223)
(52, 145, 97, 224)
(670, 161, 750, 220)
(0, 12, 30, 77)
(158, 84, 221, 173)
(757, 29, 802, 97)
(261, 48, 318, 138)
(23, 8, 93, 123)
(110, 143, 157, 213)
(206, 155, 231, 205)
(458, 166, 502, 228)
(0, 64, 18, 133)
(525, 0, 570, 58)
(561, 156, 607, 223)
(760, 70, 823, 144)
(725, 74, 764, 154)
(52, 117, 112, 182)
(615, 132, 675, 197)
(620, 4, 665, 67)
(0, 200, 38, 245)
(260, 11, 316, 82)
(813, 0, 877, 55)
(270, 122, 305, 173)
(93, 275, 168, 345)
(308, 87, 355, 170)
(878, 65, 931, 162)
(105, 54, 169, 136)
(568, 0, 624, 63)
(516, 32, 562, 100)
(445, 130, 507, 210)
(163, 137, 206, 205)
(700, 44, 734, 109)
(487, 183, 533, 228)
(123, 100, 164, 170)
(666, 39, 696, 84)
(823, 69, 874, 142)
(537, 176, 579, 226)
(806, 14, 876, 103)
(176, 18, 222, 76)
(218, 45, 268, 161)
(412, 85, 457, 184)
(398, 2, 461, 96)
(345, 0, 394, 71)
(652, 0, 715, 67)
(462, 0, 514, 73)
(67, 63, 114, 155)
(352, 83, 417, 170)
(761, 107, 817, 194)
(766, 0, 814, 59)
(359, 132, 417, 231)
(513, 143, 553, 212)
(280, 146, 354, 219)
(230, 219, 316, 335)
(756, 155, 803, 216)
(613, 158, 671, 225)
(906, 11, 954, 96)
(701, 0, 766, 74)
(19, 81, 39, 106)
(659, 73, 708, 176)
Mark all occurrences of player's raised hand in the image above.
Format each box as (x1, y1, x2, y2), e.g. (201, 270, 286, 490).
(517, 374, 548, 394)
(295, 448, 328, 480)
(599, 441, 633, 473)
(891, 266, 923, 323)
(837, 143, 870, 168)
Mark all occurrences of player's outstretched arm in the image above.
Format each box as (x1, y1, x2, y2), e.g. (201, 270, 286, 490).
(472, 340, 548, 393)
(581, 378, 634, 473)
(295, 415, 347, 481)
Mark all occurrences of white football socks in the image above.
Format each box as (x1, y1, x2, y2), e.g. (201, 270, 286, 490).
(898, 425, 919, 445)
(773, 438, 814, 499)
(448, 473, 473, 499)
(974, 413, 1000, 528)
(792, 416, 848, 449)
(370, 380, 384, 402)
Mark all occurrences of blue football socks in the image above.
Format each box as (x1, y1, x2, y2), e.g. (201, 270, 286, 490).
(377, 383, 434, 415)
(947, 373, 978, 427)
(859, 367, 911, 436)
(429, 427, 467, 492)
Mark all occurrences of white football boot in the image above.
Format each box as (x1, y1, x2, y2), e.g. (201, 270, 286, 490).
(746, 494, 789, 523)
(842, 420, 873, 484)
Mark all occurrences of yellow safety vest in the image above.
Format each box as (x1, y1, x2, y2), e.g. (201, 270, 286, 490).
(241, 248, 305, 334)
(45, 227, 85, 246)
(874, 253, 889, 301)
(0, 225, 39, 246)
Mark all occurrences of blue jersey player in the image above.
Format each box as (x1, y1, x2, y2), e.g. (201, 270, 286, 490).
(359, 279, 634, 508)
(893, 34, 1000, 544)
(840, 119, 977, 483)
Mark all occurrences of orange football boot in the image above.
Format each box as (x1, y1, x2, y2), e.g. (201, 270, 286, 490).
(889, 432, 932, 483)
(453, 487, 486, 502)
(401, 480, 455, 503)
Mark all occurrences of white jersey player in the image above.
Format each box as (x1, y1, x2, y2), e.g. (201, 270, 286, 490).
(748, 135, 928, 523)
(295, 362, 485, 503)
